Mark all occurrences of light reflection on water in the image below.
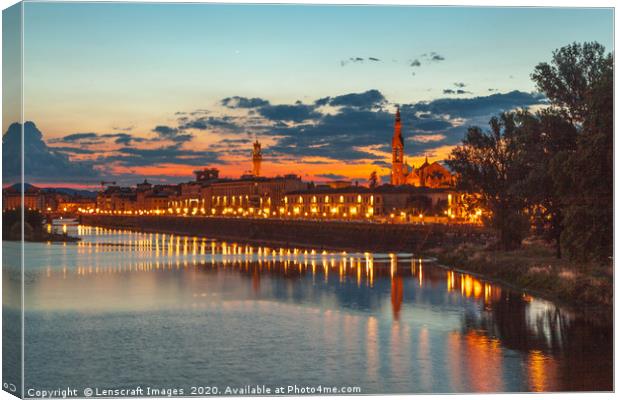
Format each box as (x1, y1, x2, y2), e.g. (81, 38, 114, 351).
(3, 225, 612, 394)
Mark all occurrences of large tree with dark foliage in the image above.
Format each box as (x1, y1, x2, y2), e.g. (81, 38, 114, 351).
(532, 42, 611, 123)
(447, 113, 530, 250)
(533, 42, 613, 262)
(450, 41, 612, 261)
(510, 109, 578, 258)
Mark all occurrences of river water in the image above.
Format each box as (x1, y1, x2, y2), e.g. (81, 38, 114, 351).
(3, 226, 612, 395)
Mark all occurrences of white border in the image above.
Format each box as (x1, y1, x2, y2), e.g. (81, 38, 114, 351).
(0, 1, 616, 400)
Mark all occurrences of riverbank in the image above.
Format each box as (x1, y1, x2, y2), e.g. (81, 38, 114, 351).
(426, 239, 613, 312)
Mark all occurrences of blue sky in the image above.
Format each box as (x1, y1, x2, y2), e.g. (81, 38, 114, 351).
(2, 3, 614, 186)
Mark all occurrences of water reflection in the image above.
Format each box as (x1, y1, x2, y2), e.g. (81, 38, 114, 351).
(9, 225, 612, 393)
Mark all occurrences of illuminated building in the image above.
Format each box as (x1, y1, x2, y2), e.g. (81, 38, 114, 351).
(283, 185, 458, 220)
(390, 108, 454, 188)
(138, 184, 178, 211)
(2, 184, 44, 210)
(283, 186, 381, 219)
(205, 175, 306, 216)
(57, 198, 96, 214)
(168, 181, 203, 212)
(2, 184, 80, 212)
(96, 186, 137, 212)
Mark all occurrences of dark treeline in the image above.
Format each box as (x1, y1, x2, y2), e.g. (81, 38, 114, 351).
(447, 42, 613, 263)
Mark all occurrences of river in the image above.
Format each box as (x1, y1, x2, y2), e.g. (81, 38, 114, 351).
(2, 225, 612, 395)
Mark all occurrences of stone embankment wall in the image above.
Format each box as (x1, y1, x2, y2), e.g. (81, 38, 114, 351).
(80, 215, 491, 252)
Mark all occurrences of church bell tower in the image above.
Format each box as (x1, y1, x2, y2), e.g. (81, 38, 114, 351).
(391, 107, 405, 185)
(252, 140, 262, 176)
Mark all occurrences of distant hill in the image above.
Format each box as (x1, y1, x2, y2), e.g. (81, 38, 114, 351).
(43, 187, 98, 199)
(5, 183, 97, 198)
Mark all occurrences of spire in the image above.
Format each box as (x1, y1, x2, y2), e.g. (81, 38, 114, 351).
(391, 107, 405, 185)
(392, 107, 403, 148)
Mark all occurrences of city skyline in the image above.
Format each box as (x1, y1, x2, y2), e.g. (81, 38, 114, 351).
(2, 3, 613, 188)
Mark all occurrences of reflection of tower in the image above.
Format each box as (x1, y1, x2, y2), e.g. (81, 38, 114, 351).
(391, 275, 403, 320)
(252, 140, 262, 176)
(391, 108, 405, 185)
(252, 267, 260, 293)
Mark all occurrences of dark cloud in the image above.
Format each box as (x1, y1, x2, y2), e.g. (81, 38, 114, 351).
(221, 96, 270, 109)
(417, 52, 446, 63)
(315, 97, 331, 107)
(444, 88, 472, 95)
(152, 125, 193, 143)
(268, 107, 394, 161)
(2, 122, 99, 183)
(403, 90, 545, 119)
(152, 125, 179, 137)
(410, 59, 421, 67)
(340, 57, 374, 66)
(257, 104, 320, 123)
(314, 89, 386, 111)
(49, 146, 96, 155)
(179, 116, 242, 132)
(189, 109, 210, 116)
(100, 133, 145, 146)
(50, 132, 98, 143)
(429, 52, 445, 61)
(52, 132, 147, 147)
(413, 119, 452, 131)
(454, 82, 466, 88)
(99, 144, 221, 168)
(371, 160, 391, 169)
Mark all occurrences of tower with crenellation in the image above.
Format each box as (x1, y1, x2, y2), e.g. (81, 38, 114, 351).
(252, 139, 262, 177)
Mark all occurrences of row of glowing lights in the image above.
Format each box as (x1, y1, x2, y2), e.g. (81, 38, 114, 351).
(74, 207, 478, 222)
(77, 231, 381, 262)
(75, 206, 377, 218)
(71, 194, 474, 220)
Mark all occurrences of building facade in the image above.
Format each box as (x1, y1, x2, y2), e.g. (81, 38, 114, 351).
(282, 186, 382, 219)
(205, 175, 307, 216)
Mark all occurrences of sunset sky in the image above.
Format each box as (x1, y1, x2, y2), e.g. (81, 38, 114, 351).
(2, 3, 614, 187)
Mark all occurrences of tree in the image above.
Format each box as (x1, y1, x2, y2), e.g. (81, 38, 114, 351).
(510, 109, 578, 258)
(447, 113, 529, 250)
(531, 41, 612, 123)
(533, 42, 613, 262)
(368, 170, 378, 189)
